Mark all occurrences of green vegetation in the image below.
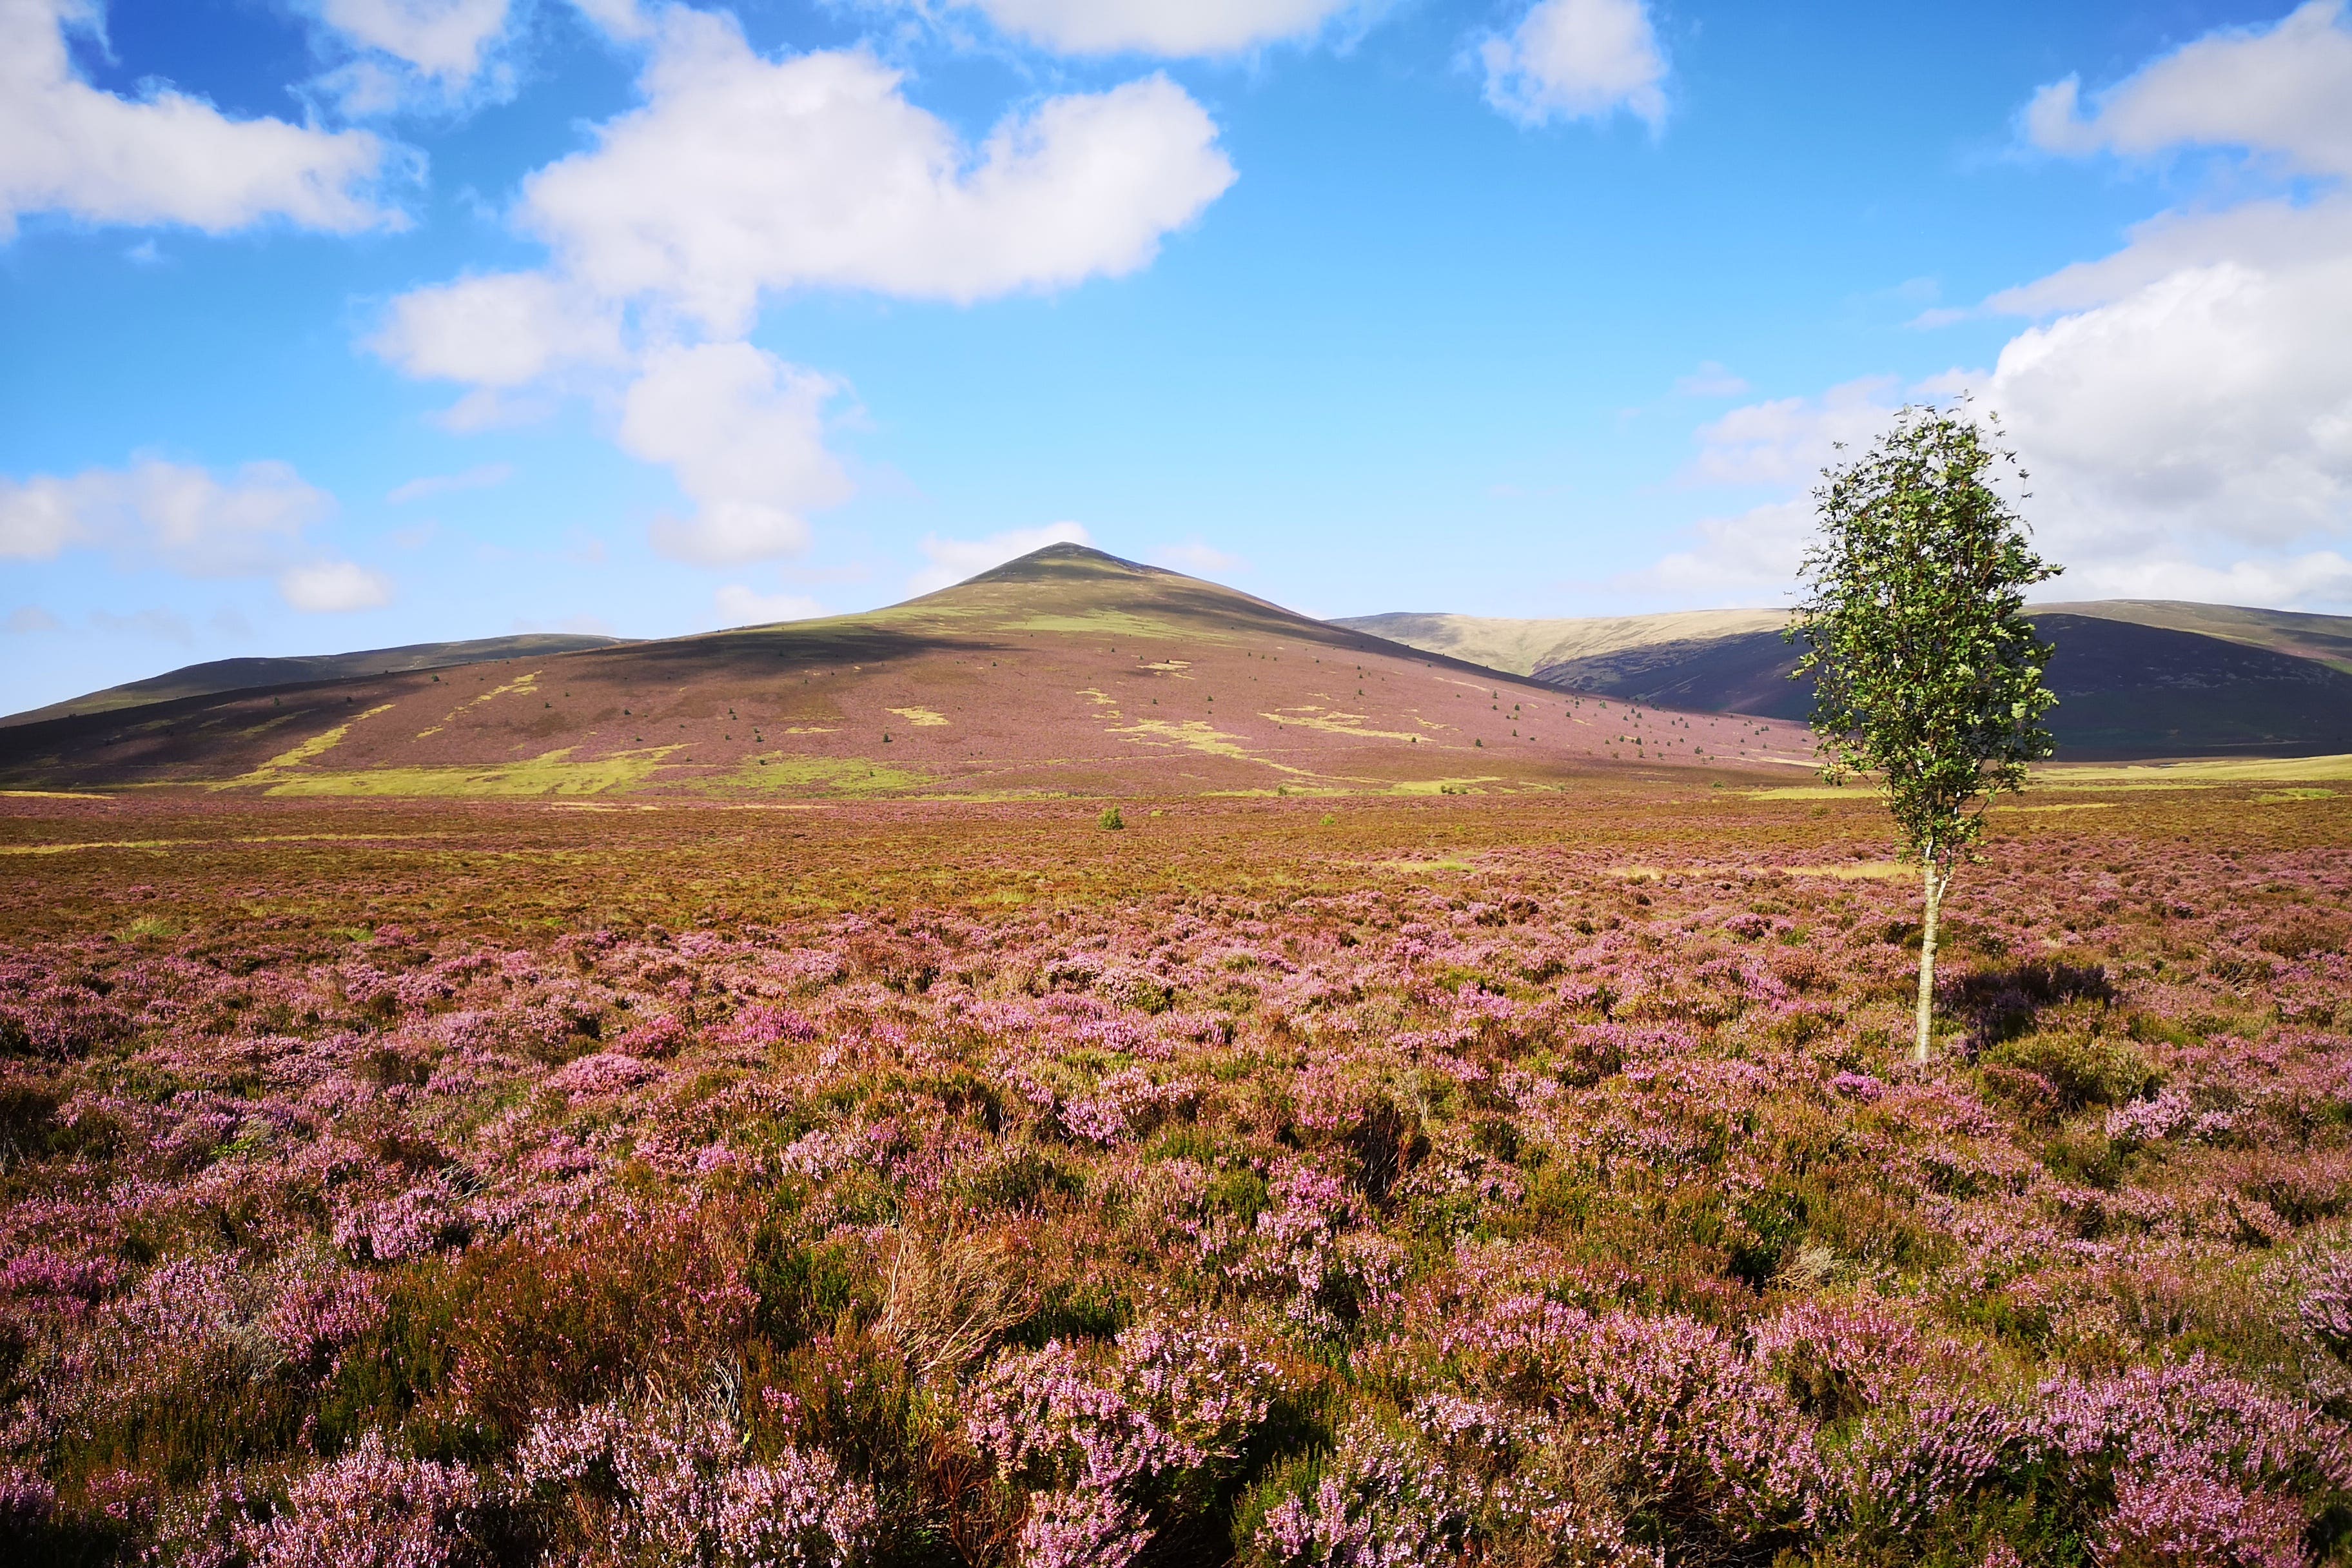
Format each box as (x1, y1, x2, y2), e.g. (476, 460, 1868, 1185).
(1790, 404, 2059, 1063)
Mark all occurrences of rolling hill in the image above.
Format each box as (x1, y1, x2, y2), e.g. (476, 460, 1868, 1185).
(0, 546, 1808, 799)
(1335, 602, 2352, 760)
(1, 632, 629, 728)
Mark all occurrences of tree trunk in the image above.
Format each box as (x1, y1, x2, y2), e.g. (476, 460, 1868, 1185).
(1914, 858, 1946, 1065)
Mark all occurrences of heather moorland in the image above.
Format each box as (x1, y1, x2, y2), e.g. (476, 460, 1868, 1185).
(3, 779, 2348, 1567)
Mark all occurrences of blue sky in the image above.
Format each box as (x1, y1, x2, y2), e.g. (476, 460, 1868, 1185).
(5, 0, 2351, 715)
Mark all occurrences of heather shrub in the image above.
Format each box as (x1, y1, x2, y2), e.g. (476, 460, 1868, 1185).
(236, 1430, 485, 1568)
(512, 1398, 876, 1568)
(436, 1209, 758, 1441)
(1983, 1028, 2159, 1112)
(2, 794, 2347, 1567)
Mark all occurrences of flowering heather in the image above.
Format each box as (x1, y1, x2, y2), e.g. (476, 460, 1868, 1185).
(0, 786, 2348, 1565)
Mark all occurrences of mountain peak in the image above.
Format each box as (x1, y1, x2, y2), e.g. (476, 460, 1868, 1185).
(959, 542, 1174, 588)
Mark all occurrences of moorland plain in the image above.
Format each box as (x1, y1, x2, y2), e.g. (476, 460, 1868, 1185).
(2, 776, 2349, 1564)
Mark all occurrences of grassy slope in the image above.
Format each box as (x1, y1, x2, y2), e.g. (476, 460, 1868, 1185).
(0, 546, 1812, 798)
(1351, 603, 2352, 760)
(1334, 609, 1786, 676)
(1, 632, 631, 727)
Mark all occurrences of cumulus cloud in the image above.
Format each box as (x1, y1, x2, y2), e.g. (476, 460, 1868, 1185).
(713, 583, 824, 626)
(1684, 377, 1905, 487)
(0, 458, 334, 575)
(513, 9, 1236, 333)
(566, 0, 650, 41)
(1480, 0, 1667, 130)
(298, 0, 521, 113)
(908, 521, 1090, 594)
(1616, 498, 1810, 603)
(910, 0, 1363, 56)
(279, 559, 395, 611)
(369, 8, 1237, 564)
(370, 270, 624, 388)
(620, 342, 852, 566)
(0, 0, 402, 239)
(310, 0, 516, 81)
(1968, 5, 2352, 607)
(1983, 255, 2352, 571)
(2023, 0, 2352, 176)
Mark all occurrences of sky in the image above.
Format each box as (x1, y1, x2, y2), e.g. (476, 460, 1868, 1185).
(4, 0, 2351, 716)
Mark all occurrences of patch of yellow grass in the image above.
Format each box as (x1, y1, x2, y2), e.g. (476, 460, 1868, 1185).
(1609, 861, 1911, 881)
(220, 704, 396, 788)
(257, 747, 674, 798)
(1263, 707, 1424, 742)
(1388, 777, 1502, 796)
(1742, 783, 1870, 799)
(1, 832, 435, 856)
(0, 789, 113, 800)
(709, 754, 928, 795)
(1375, 856, 1478, 874)
(1108, 718, 1326, 780)
(2255, 788, 2337, 803)
(887, 707, 950, 727)
(1997, 802, 2120, 813)
(1008, 611, 1199, 639)
(415, 669, 542, 739)
(2037, 753, 2352, 784)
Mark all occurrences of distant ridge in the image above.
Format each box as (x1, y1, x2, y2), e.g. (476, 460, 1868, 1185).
(4, 633, 630, 729)
(1337, 602, 2352, 760)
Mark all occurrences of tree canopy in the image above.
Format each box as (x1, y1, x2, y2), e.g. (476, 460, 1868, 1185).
(1790, 403, 2059, 1059)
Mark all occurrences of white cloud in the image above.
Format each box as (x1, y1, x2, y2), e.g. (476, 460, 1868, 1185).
(311, 0, 515, 82)
(1672, 360, 1749, 398)
(1150, 537, 1242, 575)
(1617, 498, 1810, 603)
(2050, 549, 2352, 606)
(0, 458, 335, 576)
(279, 559, 395, 611)
(516, 10, 1236, 332)
(1983, 195, 2352, 317)
(385, 460, 513, 504)
(297, 0, 522, 115)
(0, 0, 402, 239)
(1628, 6, 2352, 612)
(919, 0, 1362, 56)
(2024, 1, 2352, 176)
(1480, 0, 1667, 130)
(371, 270, 624, 388)
(368, 8, 1235, 568)
(1685, 377, 1903, 487)
(714, 583, 824, 625)
(5, 605, 62, 635)
(1968, 6, 2352, 609)
(620, 342, 852, 565)
(567, 0, 649, 41)
(908, 521, 1090, 594)
(1984, 256, 2352, 560)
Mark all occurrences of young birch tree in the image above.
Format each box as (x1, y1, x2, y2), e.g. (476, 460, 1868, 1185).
(1789, 404, 2060, 1064)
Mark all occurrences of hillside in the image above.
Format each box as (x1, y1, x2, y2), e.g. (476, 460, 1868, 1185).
(1335, 609, 1785, 678)
(1, 632, 629, 728)
(1342, 602, 2352, 759)
(0, 546, 1808, 798)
